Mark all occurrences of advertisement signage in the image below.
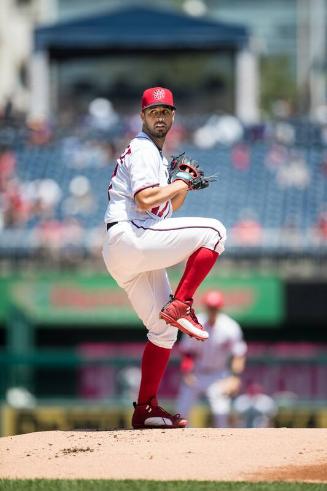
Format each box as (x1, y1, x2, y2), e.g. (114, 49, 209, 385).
(1, 272, 284, 326)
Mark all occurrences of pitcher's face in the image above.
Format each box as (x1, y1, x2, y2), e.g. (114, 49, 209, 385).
(141, 106, 175, 139)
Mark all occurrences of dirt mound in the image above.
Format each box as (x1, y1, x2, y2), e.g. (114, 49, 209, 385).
(0, 428, 326, 482)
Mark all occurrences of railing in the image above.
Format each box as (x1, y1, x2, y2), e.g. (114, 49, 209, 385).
(1, 350, 327, 403)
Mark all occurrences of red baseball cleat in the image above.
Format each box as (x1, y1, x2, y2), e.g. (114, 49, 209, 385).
(159, 295, 209, 341)
(132, 398, 187, 429)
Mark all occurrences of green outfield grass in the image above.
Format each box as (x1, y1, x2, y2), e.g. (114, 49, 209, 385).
(0, 481, 327, 491)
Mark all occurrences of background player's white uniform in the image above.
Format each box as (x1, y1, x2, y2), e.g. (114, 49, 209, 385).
(177, 312, 247, 427)
(102, 131, 226, 349)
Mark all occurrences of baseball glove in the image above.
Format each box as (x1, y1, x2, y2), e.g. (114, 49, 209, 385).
(168, 152, 216, 190)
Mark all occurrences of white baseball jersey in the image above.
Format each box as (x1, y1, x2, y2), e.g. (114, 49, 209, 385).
(102, 130, 227, 350)
(104, 131, 172, 223)
(180, 312, 247, 373)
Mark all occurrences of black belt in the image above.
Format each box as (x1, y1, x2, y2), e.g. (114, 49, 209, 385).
(106, 221, 118, 231)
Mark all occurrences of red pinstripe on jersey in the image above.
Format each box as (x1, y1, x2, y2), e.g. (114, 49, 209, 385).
(108, 145, 132, 201)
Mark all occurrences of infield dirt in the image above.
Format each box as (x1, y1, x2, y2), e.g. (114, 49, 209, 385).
(0, 428, 327, 482)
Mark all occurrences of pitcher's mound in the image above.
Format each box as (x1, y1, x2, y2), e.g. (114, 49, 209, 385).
(1, 428, 327, 482)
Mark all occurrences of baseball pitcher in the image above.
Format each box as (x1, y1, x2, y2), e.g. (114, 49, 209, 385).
(102, 87, 227, 429)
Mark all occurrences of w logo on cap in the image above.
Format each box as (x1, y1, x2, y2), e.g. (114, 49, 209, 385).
(141, 87, 176, 110)
(153, 88, 165, 100)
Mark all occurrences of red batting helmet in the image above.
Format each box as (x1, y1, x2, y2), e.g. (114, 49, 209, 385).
(141, 87, 176, 110)
(202, 290, 224, 309)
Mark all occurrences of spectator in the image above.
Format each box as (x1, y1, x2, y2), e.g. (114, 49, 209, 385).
(27, 119, 52, 146)
(232, 210, 263, 246)
(316, 210, 327, 240)
(264, 144, 288, 170)
(276, 151, 310, 189)
(231, 143, 250, 171)
(25, 179, 62, 218)
(0, 145, 16, 191)
(62, 175, 96, 217)
(193, 114, 243, 148)
(274, 121, 295, 145)
(87, 98, 118, 131)
(2, 178, 31, 227)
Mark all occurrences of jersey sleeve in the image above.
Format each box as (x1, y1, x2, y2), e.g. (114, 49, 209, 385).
(230, 322, 247, 357)
(129, 146, 160, 197)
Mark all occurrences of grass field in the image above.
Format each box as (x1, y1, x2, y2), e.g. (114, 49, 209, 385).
(1, 481, 327, 491)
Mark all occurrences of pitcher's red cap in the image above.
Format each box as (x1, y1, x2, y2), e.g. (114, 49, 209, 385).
(141, 87, 176, 110)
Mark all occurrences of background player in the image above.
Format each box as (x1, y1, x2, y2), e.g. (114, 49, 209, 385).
(177, 290, 247, 427)
(102, 87, 227, 429)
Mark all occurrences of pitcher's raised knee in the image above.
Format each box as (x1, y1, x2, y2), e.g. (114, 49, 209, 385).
(147, 323, 178, 349)
(202, 218, 227, 254)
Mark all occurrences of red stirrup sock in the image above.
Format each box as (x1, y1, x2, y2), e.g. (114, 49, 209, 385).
(137, 341, 171, 405)
(175, 247, 219, 302)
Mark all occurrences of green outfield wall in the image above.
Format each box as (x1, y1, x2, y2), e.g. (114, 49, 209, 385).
(0, 271, 284, 327)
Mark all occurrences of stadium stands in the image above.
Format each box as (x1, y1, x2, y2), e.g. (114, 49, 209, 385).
(0, 117, 326, 257)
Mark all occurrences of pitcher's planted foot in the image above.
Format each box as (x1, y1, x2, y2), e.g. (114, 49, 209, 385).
(132, 397, 187, 429)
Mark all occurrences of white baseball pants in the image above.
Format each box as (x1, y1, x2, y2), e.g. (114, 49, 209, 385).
(102, 216, 226, 349)
(177, 370, 232, 427)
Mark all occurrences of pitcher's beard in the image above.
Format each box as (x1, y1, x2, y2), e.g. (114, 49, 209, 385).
(143, 121, 168, 138)
(151, 127, 168, 138)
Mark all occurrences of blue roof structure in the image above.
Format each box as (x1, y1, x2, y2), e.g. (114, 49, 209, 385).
(34, 5, 249, 55)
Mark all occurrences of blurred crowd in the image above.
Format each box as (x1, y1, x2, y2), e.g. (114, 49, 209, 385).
(1, 97, 327, 258)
